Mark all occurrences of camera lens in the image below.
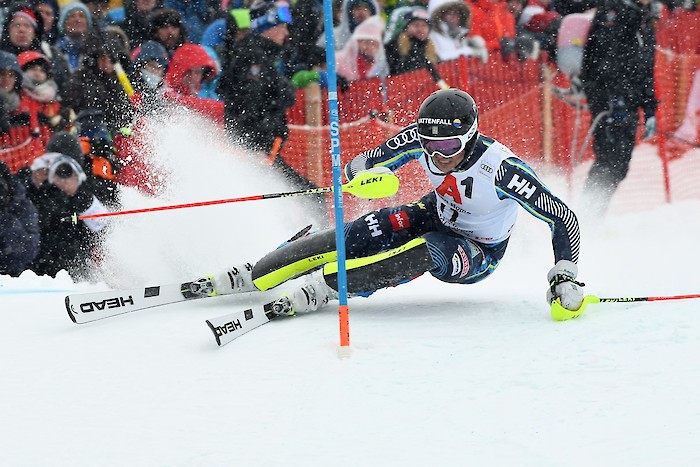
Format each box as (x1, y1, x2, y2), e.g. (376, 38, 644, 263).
(55, 163, 74, 179)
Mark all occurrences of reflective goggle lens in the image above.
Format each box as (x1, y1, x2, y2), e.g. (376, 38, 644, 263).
(419, 136, 464, 158)
(277, 5, 292, 23)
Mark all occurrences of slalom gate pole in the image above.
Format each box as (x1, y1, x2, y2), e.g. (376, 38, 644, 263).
(322, 0, 351, 357)
(69, 172, 399, 222)
(551, 293, 700, 321)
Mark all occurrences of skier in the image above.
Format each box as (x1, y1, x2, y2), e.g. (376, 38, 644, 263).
(209, 88, 586, 319)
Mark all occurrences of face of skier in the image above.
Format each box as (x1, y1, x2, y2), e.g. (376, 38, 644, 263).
(350, 4, 372, 24)
(431, 150, 465, 173)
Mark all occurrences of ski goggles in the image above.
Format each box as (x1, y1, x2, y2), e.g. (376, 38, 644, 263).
(418, 117, 478, 158)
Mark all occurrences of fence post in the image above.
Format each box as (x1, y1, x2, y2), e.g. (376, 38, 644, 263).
(541, 64, 553, 165)
(304, 82, 325, 187)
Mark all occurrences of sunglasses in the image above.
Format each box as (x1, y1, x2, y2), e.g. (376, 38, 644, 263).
(418, 117, 478, 159)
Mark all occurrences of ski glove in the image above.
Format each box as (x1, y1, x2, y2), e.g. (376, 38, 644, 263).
(643, 114, 657, 139)
(547, 260, 585, 311)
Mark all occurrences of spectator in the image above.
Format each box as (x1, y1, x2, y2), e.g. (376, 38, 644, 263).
(217, 7, 250, 56)
(287, 0, 325, 73)
(0, 50, 23, 128)
(0, 160, 40, 277)
(326, 0, 380, 50)
(385, 7, 439, 76)
(336, 15, 389, 81)
(218, 0, 295, 156)
(427, 0, 488, 62)
(467, 0, 540, 61)
(579, 0, 658, 215)
(17, 50, 65, 131)
(128, 39, 169, 110)
(55, 1, 94, 73)
(162, 42, 223, 121)
(106, 0, 164, 49)
(16, 150, 109, 279)
(163, 0, 214, 44)
(0, 2, 71, 91)
(34, 0, 59, 44)
(72, 111, 122, 208)
(84, 0, 111, 29)
(61, 30, 135, 134)
(148, 7, 187, 57)
(506, 0, 561, 58)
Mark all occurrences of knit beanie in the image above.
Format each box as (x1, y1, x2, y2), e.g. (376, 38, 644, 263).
(58, 2, 93, 35)
(249, 0, 292, 35)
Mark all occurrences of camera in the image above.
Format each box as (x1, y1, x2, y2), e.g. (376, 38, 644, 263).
(54, 162, 74, 179)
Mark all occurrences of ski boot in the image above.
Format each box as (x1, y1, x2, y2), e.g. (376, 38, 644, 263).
(213, 263, 257, 295)
(271, 273, 337, 316)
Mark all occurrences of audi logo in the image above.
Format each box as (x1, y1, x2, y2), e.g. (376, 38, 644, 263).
(385, 128, 418, 150)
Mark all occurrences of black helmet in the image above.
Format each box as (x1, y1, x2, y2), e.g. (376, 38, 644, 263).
(417, 88, 479, 173)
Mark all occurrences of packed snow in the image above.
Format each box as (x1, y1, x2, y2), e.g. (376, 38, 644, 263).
(2, 113, 699, 467)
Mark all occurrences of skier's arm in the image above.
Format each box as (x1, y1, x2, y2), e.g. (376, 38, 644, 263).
(495, 157, 580, 264)
(344, 123, 423, 181)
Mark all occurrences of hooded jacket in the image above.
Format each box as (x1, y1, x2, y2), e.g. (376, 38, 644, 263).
(336, 15, 389, 81)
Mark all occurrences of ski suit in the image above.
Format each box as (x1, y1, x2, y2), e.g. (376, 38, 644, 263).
(252, 124, 580, 294)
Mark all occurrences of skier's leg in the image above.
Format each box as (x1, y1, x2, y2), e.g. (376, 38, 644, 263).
(422, 231, 509, 284)
(252, 193, 441, 291)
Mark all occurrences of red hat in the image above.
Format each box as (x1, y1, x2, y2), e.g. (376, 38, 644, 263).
(17, 50, 51, 72)
(13, 8, 39, 30)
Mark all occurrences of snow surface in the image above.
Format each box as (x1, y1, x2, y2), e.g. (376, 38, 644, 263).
(2, 113, 700, 467)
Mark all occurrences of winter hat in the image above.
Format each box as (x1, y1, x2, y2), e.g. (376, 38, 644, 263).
(130, 40, 169, 72)
(351, 14, 384, 42)
(58, 2, 93, 35)
(17, 50, 52, 73)
(46, 131, 85, 162)
(0, 50, 23, 91)
(149, 8, 184, 32)
(249, 0, 292, 35)
(12, 7, 40, 30)
(403, 7, 430, 27)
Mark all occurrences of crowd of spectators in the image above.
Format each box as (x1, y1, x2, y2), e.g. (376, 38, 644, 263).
(0, 0, 698, 280)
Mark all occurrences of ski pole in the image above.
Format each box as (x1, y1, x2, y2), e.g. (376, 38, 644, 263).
(70, 170, 400, 222)
(551, 293, 700, 321)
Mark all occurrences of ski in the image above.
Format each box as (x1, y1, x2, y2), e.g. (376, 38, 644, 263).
(205, 300, 281, 347)
(65, 276, 220, 324)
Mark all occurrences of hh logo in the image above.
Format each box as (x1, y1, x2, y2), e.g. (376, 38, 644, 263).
(364, 213, 383, 237)
(507, 174, 536, 199)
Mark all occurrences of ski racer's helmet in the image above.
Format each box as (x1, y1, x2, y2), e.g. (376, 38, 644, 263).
(417, 89, 479, 173)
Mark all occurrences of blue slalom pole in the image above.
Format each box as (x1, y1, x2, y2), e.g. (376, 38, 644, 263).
(321, 0, 351, 353)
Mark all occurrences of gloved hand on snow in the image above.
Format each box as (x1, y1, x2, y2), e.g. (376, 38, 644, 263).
(547, 260, 585, 311)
